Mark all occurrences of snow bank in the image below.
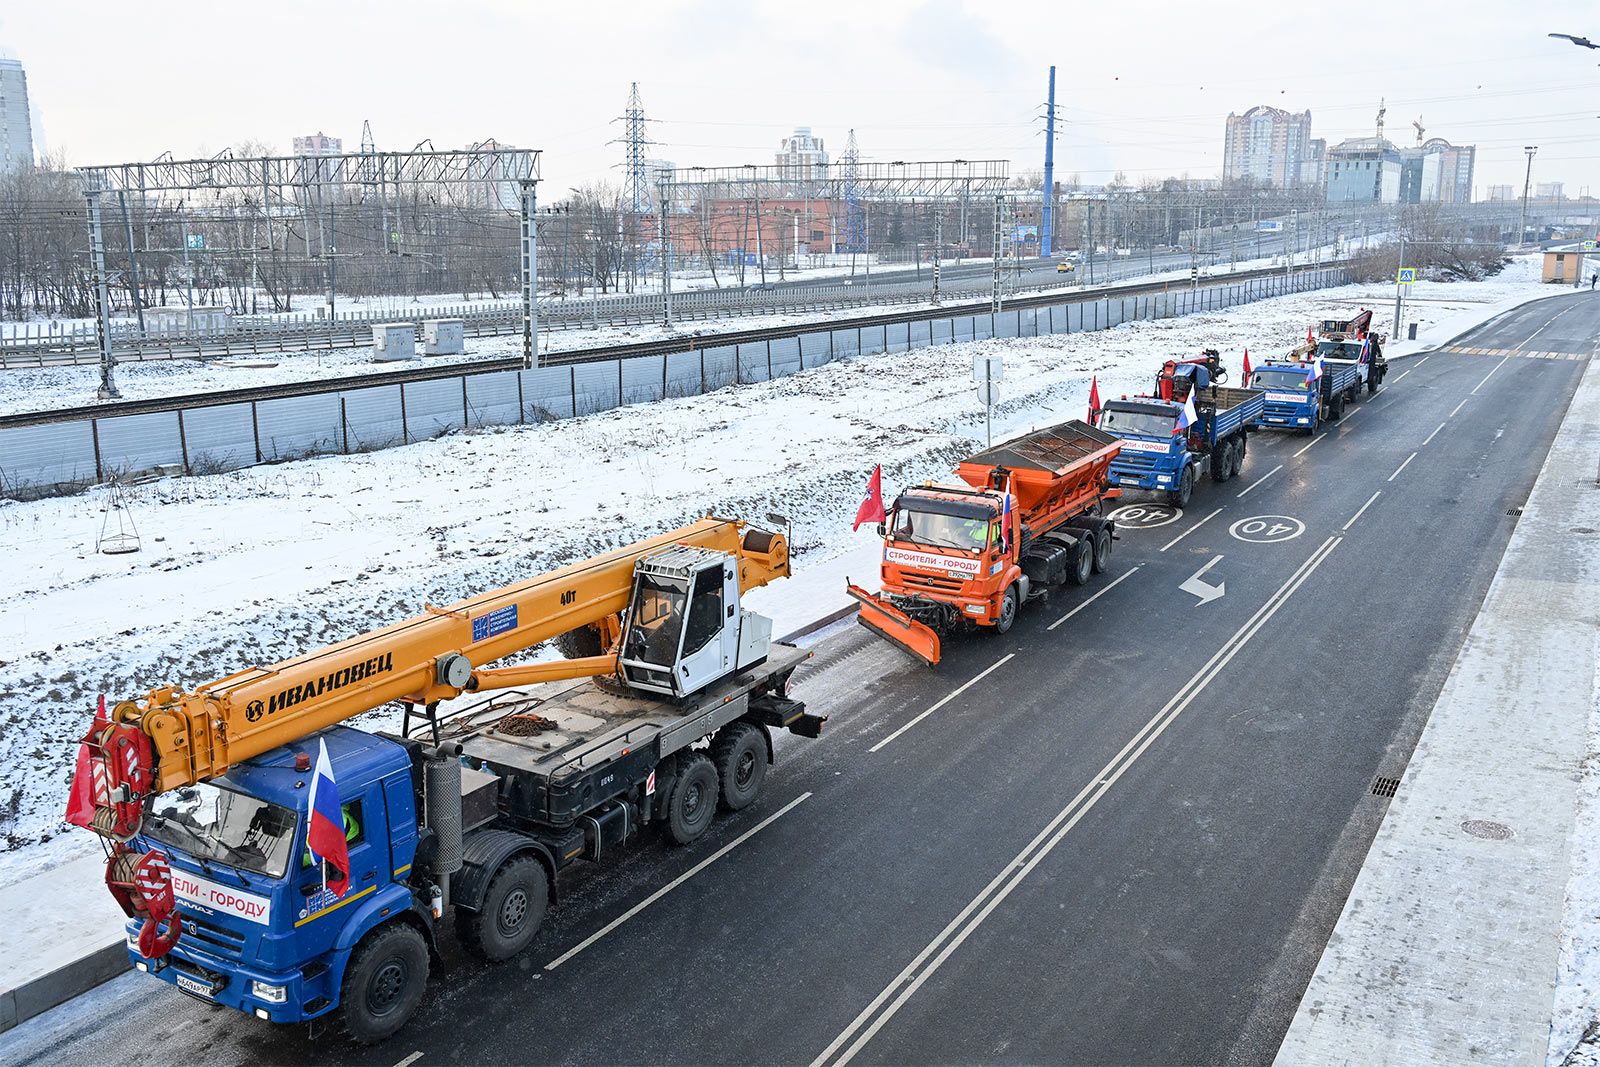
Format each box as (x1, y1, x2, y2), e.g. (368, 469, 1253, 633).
(0, 262, 1550, 883)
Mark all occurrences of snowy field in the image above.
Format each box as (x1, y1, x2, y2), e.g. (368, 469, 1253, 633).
(0, 246, 1345, 417)
(0, 258, 1558, 892)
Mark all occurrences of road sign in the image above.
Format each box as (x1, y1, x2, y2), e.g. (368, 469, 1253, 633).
(1395, 267, 1416, 285)
(185, 233, 205, 251)
(972, 353, 1003, 383)
(1584, 240, 1596, 251)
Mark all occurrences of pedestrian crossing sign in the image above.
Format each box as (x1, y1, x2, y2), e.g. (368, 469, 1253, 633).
(1396, 267, 1416, 285)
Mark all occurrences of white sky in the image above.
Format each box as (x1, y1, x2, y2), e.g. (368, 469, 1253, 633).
(3, 0, 1597, 198)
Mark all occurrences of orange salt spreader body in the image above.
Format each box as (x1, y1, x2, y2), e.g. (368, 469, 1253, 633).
(847, 419, 1122, 666)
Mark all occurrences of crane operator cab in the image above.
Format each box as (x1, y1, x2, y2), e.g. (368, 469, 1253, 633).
(618, 545, 773, 698)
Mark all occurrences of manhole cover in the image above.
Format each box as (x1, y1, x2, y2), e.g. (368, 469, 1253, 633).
(1461, 819, 1514, 841)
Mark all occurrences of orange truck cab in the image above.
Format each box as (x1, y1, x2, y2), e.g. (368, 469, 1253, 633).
(847, 420, 1122, 665)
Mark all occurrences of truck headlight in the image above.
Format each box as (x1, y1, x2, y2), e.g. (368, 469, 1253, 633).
(964, 605, 984, 616)
(127, 932, 141, 951)
(1296, 418, 1309, 424)
(251, 981, 288, 1004)
(1156, 475, 1172, 484)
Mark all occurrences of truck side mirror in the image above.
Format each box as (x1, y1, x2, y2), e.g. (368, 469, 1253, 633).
(876, 523, 886, 537)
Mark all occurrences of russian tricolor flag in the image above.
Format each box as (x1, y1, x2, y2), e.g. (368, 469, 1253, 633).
(307, 738, 350, 897)
(1177, 393, 1198, 432)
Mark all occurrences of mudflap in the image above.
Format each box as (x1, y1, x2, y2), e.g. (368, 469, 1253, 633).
(845, 584, 942, 667)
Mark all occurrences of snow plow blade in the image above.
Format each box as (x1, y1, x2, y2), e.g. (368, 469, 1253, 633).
(846, 583, 942, 667)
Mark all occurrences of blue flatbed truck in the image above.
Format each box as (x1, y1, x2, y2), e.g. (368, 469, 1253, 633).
(1252, 358, 1361, 434)
(1099, 357, 1265, 507)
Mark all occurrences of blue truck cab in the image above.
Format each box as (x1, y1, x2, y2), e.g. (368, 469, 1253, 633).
(128, 726, 422, 1031)
(1101, 354, 1265, 507)
(1252, 353, 1361, 435)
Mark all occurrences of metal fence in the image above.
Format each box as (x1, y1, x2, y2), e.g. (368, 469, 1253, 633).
(0, 267, 1347, 498)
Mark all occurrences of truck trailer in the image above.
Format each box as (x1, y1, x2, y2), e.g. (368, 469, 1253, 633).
(847, 420, 1122, 666)
(1100, 352, 1266, 506)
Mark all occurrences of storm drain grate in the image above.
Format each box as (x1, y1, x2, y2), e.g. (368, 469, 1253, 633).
(1506, 507, 1524, 517)
(1371, 776, 1401, 798)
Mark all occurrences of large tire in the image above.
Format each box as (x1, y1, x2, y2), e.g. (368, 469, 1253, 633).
(711, 723, 767, 812)
(1091, 528, 1112, 574)
(339, 922, 429, 1045)
(456, 854, 548, 962)
(665, 753, 719, 845)
(1210, 443, 1232, 483)
(553, 624, 604, 659)
(992, 584, 1019, 635)
(1066, 538, 1092, 586)
(1229, 438, 1245, 478)
(1328, 393, 1345, 422)
(1168, 465, 1195, 508)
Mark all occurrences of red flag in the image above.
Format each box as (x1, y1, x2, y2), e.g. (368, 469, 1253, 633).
(65, 695, 108, 829)
(853, 465, 886, 531)
(1242, 348, 1252, 383)
(1306, 326, 1314, 345)
(1087, 375, 1101, 423)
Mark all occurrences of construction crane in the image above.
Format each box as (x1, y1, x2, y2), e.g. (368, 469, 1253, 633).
(74, 515, 822, 1041)
(1413, 117, 1426, 146)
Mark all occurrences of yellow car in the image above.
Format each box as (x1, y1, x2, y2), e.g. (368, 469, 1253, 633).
(1056, 261, 1076, 273)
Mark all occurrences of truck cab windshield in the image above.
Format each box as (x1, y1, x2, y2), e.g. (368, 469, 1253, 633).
(889, 506, 993, 553)
(145, 781, 297, 879)
(1252, 368, 1313, 392)
(1099, 406, 1176, 438)
(624, 574, 689, 667)
(1314, 340, 1362, 361)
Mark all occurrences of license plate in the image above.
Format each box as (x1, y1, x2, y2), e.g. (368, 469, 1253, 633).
(176, 973, 219, 998)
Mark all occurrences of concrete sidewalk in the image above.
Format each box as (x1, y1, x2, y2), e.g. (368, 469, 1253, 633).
(1275, 356, 1600, 1065)
(0, 851, 128, 1031)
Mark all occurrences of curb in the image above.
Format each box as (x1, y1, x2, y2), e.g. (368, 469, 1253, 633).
(0, 941, 126, 1034)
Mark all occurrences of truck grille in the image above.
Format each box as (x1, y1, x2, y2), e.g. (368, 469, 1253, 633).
(182, 914, 248, 958)
(899, 573, 965, 594)
(1112, 452, 1160, 473)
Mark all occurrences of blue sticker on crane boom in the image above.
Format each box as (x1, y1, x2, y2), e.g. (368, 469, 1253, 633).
(472, 604, 518, 642)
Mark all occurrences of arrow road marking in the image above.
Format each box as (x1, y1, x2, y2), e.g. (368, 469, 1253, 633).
(1180, 555, 1226, 605)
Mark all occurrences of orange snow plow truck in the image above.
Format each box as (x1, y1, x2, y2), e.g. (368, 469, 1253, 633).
(846, 419, 1123, 666)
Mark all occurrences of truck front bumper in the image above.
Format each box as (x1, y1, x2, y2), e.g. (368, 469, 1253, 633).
(1258, 407, 1314, 429)
(126, 924, 335, 1024)
(1107, 465, 1177, 491)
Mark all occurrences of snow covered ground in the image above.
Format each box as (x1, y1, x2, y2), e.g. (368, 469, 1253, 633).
(0, 256, 1557, 891)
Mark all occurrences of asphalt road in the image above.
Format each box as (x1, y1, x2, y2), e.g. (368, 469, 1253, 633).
(3, 292, 1592, 1066)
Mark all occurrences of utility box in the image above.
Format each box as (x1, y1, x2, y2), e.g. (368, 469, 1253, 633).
(423, 318, 465, 356)
(372, 323, 416, 361)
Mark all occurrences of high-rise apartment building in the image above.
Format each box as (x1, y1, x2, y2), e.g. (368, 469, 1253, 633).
(0, 56, 36, 173)
(776, 127, 828, 185)
(1222, 106, 1314, 187)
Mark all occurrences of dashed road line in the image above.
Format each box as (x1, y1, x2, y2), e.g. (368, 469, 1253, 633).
(1342, 491, 1381, 531)
(1236, 463, 1283, 498)
(869, 656, 1016, 752)
(1160, 508, 1222, 552)
(544, 792, 812, 971)
(1292, 433, 1325, 458)
(1388, 451, 1418, 482)
(1049, 565, 1142, 628)
(1450, 397, 1470, 417)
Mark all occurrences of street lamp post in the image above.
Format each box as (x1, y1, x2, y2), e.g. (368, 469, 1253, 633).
(1519, 145, 1538, 247)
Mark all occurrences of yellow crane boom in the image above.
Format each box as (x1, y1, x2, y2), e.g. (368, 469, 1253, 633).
(114, 516, 789, 794)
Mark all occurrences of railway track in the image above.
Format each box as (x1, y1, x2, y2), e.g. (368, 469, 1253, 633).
(0, 263, 1325, 430)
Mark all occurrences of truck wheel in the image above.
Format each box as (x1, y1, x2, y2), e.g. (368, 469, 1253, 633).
(1229, 439, 1245, 477)
(1367, 375, 1379, 395)
(1329, 394, 1344, 421)
(457, 855, 548, 962)
(553, 624, 604, 659)
(1168, 466, 1195, 508)
(1091, 528, 1112, 574)
(993, 585, 1019, 635)
(339, 922, 429, 1044)
(1210, 445, 1232, 483)
(666, 753, 719, 845)
(1066, 539, 1092, 585)
(711, 723, 767, 812)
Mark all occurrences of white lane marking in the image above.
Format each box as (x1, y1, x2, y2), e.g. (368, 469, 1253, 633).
(1342, 491, 1381, 531)
(544, 792, 812, 971)
(1422, 422, 1447, 446)
(1414, 355, 1430, 367)
(1236, 463, 1283, 498)
(1470, 355, 1512, 395)
(1160, 507, 1223, 552)
(1388, 451, 1418, 482)
(1394, 367, 1414, 383)
(1450, 397, 1470, 417)
(1048, 565, 1142, 630)
(1179, 555, 1226, 605)
(394, 1053, 423, 1067)
(811, 537, 1344, 1067)
(1292, 433, 1325, 458)
(869, 655, 1016, 752)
